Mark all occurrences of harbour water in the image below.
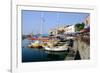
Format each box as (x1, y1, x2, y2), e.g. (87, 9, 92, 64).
(22, 39, 69, 62)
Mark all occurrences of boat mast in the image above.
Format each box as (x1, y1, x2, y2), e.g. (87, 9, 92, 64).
(57, 12, 59, 27)
(40, 12, 45, 37)
(40, 12, 43, 36)
(57, 12, 59, 35)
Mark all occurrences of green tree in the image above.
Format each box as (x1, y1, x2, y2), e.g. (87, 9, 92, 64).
(75, 22, 85, 31)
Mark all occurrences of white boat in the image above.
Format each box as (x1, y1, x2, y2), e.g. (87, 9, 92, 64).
(43, 44, 68, 52)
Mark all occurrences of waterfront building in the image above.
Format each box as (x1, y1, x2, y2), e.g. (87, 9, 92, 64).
(64, 25, 76, 34)
(49, 28, 58, 35)
(49, 25, 71, 35)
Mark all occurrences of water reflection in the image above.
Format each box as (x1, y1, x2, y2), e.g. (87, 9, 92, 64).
(45, 51, 68, 61)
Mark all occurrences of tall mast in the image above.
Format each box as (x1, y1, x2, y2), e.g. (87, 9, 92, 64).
(40, 12, 44, 36)
(40, 12, 42, 35)
(57, 12, 59, 28)
(57, 12, 59, 35)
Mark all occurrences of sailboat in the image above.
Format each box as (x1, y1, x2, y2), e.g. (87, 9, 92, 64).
(43, 13, 68, 51)
(28, 12, 44, 49)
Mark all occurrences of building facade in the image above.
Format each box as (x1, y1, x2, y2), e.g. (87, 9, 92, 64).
(64, 25, 75, 34)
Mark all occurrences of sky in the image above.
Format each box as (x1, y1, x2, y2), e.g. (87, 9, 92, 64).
(22, 10, 89, 35)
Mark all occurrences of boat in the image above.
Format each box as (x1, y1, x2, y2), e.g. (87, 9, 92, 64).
(28, 40, 43, 49)
(43, 44, 68, 52)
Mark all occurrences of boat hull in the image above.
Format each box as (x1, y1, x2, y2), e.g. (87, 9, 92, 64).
(43, 46, 68, 52)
